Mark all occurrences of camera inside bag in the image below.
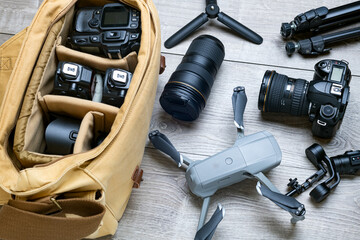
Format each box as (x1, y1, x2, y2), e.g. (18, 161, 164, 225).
(70, 3, 141, 59)
(45, 2, 141, 155)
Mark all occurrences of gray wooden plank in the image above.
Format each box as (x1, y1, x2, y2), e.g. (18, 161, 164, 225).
(112, 52, 360, 240)
(154, 0, 360, 75)
(2, 0, 360, 74)
(0, 0, 41, 34)
(147, 53, 360, 171)
(114, 148, 360, 240)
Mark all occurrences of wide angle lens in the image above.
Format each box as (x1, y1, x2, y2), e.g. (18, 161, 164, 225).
(160, 35, 225, 121)
(258, 70, 310, 116)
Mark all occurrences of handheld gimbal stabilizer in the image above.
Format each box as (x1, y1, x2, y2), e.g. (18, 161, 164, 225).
(282, 1, 360, 55)
(164, 0, 263, 49)
(149, 87, 305, 240)
(286, 143, 360, 202)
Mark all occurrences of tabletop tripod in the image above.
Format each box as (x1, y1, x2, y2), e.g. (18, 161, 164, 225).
(164, 0, 263, 49)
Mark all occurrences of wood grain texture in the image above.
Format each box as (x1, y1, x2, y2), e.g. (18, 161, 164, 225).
(0, 0, 40, 34)
(154, 0, 360, 75)
(148, 53, 360, 171)
(113, 149, 360, 240)
(1, 0, 360, 239)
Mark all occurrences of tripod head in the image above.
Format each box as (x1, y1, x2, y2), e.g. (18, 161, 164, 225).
(164, 0, 263, 49)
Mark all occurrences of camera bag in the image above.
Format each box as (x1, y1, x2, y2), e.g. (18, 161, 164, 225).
(0, 0, 161, 239)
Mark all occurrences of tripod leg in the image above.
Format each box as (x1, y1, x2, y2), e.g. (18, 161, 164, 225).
(164, 13, 208, 49)
(217, 12, 263, 45)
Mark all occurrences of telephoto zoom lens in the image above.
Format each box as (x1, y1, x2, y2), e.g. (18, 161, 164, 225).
(258, 70, 310, 116)
(160, 35, 225, 121)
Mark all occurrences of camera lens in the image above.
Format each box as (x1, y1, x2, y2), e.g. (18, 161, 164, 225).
(160, 35, 225, 121)
(258, 70, 310, 116)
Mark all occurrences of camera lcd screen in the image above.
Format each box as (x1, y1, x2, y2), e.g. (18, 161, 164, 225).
(101, 7, 129, 28)
(330, 66, 344, 82)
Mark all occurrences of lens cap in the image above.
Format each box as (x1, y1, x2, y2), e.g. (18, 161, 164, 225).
(160, 86, 203, 121)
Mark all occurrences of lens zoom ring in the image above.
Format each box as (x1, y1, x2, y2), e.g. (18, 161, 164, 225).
(187, 38, 225, 69)
(266, 73, 287, 112)
(291, 79, 308, 116)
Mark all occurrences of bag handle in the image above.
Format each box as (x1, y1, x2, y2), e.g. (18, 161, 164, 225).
(0, 199, 105, 240)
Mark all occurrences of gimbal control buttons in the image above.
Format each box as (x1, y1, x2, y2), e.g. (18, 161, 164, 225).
(225, 157, 233, 165)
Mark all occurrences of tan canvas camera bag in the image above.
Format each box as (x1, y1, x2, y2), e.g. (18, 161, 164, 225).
(0, 0, 161, 239)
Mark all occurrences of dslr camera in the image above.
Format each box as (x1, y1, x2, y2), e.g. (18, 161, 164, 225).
(258, 59, 351, 138)
(53, 61, 132, 107)
(102, 68, 133, 107)
(53, 62, 95, 100)
(70, 3, 141, 59)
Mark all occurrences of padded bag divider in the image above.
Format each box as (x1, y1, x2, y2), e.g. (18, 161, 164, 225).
(0, 0, 161, 238)
(16, 94, 118, 167)
(56, 44, 138, 72)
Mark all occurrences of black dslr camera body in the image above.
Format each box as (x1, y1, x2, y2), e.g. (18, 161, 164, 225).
(70, 3, 141, 59)
(53, 61, 132, 108)
(258, 59, 351, 138)
(53, 62, 95, 100)
(102, 68, 133, 107)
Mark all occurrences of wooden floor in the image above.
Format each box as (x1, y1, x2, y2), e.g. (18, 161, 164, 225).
(2, 0, 360, 239)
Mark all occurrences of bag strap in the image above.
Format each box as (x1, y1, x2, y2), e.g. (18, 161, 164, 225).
(0, 199, 105, 240)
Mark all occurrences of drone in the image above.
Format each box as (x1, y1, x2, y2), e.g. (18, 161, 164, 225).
(149, 87, 306, 240)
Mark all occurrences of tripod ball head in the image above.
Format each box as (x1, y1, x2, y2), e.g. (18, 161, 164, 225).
(281, 22, 294, 38)
(285, 41, 297, 55)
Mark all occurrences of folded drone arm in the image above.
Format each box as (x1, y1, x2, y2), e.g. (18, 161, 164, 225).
(195, 197, 225, 240)
(253, 172, 306, 223)
(148, 130, 193, 169)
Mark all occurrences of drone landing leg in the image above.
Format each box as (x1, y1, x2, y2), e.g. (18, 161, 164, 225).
(198, 197, 211, 230)
(195, 197, 225, 240)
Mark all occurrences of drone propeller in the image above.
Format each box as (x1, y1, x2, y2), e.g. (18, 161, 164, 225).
(256, 182, 305, 223)
(195, 204, 225, 240)
(148, 130, 183, 167)
(232, 86, 247, 129)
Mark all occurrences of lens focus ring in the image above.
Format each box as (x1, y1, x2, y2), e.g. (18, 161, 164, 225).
(291, 79, 308, 116)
